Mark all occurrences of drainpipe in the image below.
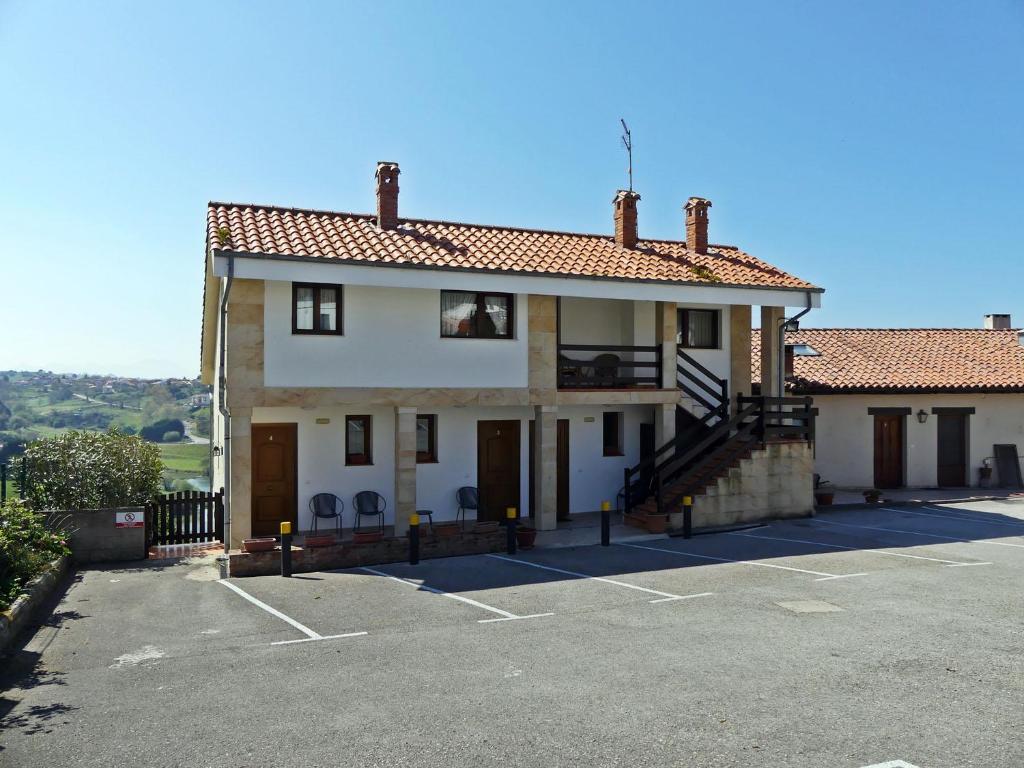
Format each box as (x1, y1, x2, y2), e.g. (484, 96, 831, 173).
(777, 293, 813, 397)
(217, 253, 235, 557)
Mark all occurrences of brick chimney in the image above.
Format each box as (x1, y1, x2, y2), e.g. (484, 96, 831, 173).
(613, 190, 641, 249)
(684, 197, 712, 254)
(984, 313, 1011, 330)
(375, 161, 400, 230)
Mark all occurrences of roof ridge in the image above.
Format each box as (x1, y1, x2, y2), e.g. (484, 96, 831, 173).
(207, 200, 740, 251)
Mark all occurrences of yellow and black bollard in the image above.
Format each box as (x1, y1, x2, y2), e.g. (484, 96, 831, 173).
(409, 512, 420, 565)
(506, 507, 517, 555)
(600, 500, 611, 546)
(682, 496, 693, 539)
(280, 521, 293, 577)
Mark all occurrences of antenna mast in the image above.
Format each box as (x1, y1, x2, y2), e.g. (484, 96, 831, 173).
(620, 118, 633, 192)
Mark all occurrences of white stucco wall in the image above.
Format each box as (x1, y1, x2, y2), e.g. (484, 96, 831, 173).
(262, 282, 529, 388)
(250, 403, 653, 531)
(812, 393, 1024, 488)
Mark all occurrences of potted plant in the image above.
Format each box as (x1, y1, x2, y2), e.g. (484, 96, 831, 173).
(515, 524, 538, 549)
(303, 533, 336, 549)
(814, 480, 835, 506)
(863, 489, 882, 504)
(242, 537, 276, 553)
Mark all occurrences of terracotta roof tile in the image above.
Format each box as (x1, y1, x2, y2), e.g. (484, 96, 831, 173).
(752, 328, 1024, 393)
(207, 202, 819, 292)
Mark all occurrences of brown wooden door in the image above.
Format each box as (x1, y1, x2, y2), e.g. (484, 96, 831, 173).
(556, 419, 570, 521)
(937, 413, 967, 487)
(873, 414, 904, 489)
(478, 420, 520, 521)
(251, 424, 297, 537)
(528, 419, 570, 520)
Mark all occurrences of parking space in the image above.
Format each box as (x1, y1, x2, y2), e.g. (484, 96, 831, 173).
(4, 499, 1024, 767)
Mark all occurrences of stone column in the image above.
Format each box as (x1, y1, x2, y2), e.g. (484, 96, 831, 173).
(228, 407, 252, 550)
(654, 402, 676, 449)
(760, 306, 785, 398)
(533, 405, 558, 531)
(393, 406, 417, 537)
(655, 301, 677, 389)
(730, 305, 753, 413)
(528, 294, 557, 403)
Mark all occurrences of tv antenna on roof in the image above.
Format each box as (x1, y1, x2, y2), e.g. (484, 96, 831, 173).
(620, 118, 633, 192)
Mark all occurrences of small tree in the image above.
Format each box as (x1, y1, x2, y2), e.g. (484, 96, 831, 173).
(161, 430, 182, 443)
(23, 429, 164, 510)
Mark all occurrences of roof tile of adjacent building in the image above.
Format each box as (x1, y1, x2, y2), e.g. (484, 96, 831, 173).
(207, 202, 820, 292)
(752, 328, 1024, 394)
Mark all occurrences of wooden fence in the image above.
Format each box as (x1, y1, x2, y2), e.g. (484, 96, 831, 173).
(146, 489, 224, 546)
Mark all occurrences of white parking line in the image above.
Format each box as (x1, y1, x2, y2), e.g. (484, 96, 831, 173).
(860, 761, 921, 768)
(819, 515, 1024, 550)
(487, 554, 713, 603)
(618, 541, 869, 581)
(358, 566, 554, 623)
(219, 579, 369, 644)
(727, 530, 975, 566)
(915, 505, 1024, 530)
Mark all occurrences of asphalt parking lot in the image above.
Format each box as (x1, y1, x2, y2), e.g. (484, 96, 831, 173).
(2, 500, 1023, 768)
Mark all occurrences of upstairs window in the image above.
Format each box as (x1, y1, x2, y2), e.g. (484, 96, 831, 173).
(293, 283, 343, 335)
(416, 414, 438, 463)
(678, 308, 719, 349)
(440, 291, 513, 339)
(345, 415, 372, 465)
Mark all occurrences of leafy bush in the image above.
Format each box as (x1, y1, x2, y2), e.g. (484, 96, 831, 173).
(140, 418, 185, 442)
(23, 429, 164, 511)
(0, 500, 70, 610)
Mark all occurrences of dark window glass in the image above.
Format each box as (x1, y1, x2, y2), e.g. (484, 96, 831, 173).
(603, 412, 623, 457)
(345, 415, 372, 465)
(416, 414, 437, 463)
(440, 291, 513, 339)
(678, 308, 719, 349)
(293, 283, 343, 334)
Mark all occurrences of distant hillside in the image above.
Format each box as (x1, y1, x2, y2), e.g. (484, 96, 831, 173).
(0, 370, 212, 491)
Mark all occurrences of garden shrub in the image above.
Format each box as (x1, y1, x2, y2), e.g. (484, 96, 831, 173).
(0, 500, 70, 611)
(23, 428, 164, 511)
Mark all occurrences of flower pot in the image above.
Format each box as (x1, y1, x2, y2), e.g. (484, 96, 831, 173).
(304, 534, 336, 549)
(645, 514, 669, 534)
(515, 526, 538, 549)
(814, 492, 834, 506)
(242, 537, 276, 553)
(352, 531, 383, 545)
(434, 522, 460, 539)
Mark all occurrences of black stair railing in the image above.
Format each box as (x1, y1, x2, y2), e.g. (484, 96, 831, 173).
(677, 348, 729, 424)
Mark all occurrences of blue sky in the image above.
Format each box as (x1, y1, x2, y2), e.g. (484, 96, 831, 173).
(1, 0, 1021, 378)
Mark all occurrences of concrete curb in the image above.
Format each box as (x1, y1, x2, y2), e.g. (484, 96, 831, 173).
(817, 496, 1004, 512)
(0, 556, 71, 655)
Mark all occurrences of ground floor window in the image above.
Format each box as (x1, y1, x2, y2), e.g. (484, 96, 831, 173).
(416, 414, 437, 463)
(346, 415, 372, 465)
(603, 411, 623, 456)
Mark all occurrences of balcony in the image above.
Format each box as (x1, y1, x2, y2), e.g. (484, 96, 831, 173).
(557, 344, 662, 389)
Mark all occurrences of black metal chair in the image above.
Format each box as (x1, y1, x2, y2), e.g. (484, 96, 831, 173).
(309, 493, 344, 535)
(353, 491, 386, 533)
(456, 486, 479, 529)
(593, 353, 621, 387)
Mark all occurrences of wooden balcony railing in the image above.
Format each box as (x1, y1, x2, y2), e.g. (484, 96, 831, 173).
(557, 344, 662, 389)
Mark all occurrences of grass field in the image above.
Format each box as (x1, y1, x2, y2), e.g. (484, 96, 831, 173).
(159, 443, 209, 474)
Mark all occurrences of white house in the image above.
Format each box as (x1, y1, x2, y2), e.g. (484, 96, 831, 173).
(201, 162, 823, 549)
(753, 316, 1024, 491)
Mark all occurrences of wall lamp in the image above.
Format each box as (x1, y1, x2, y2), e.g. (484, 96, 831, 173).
(916, 409, 928, 424)
(212, 445, 223, 458)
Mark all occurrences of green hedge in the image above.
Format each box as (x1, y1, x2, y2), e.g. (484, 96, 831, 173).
(23, 428, 164, 511)
(0, 501, 69, 611)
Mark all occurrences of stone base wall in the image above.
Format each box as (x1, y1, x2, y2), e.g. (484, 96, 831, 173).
(228, 529, 508, 577)
(671, 441, 814, 530)
(59, 507, 148, 564)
